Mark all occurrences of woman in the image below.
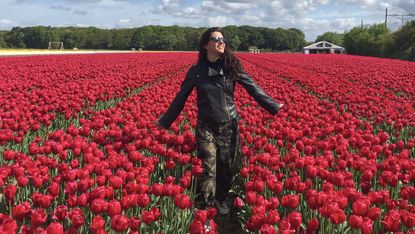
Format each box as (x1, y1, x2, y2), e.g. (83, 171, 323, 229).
(158, 27, 283, 215)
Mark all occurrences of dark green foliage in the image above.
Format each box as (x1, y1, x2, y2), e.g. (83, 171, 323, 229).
(341, 21, 415, 61)
(0, 25, 306, 52)
(315, 32, 344, 46)
(0, 31, 7, 48)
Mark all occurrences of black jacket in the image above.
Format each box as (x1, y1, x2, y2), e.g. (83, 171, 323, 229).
(158, 60, 281, 129)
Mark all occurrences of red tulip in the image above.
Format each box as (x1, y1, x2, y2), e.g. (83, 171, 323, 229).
(194, 209, 208, 222)
(0, 217, 18, 233)
(90, 216, 105, 233)
(31, 209, 47, 227)
(206, 207, 217, 219)
(246, 191, 257, 205)
(111, 214, 130, 232)
(234, 197, 244, 208)
(349, 214, 363, 229)
(109, 176, 123, 189)
(47, 182, 60, 196)
(107, 200, 122, 216)
(46, 222, 63, 234)
(3, 150, 16, 161)
(136, 193, 150, 208)
(307, 218, 319, 231)
(329, 209, 346, 224)
(240, 167, 250, 178)
(281, 194, 300, 209)
(288, 211, 302, 229)
(382, 210, 401, 232)
(360, 217, 373, 234)
(174, 194, 192, 209)
(17, 176, 29, 187)
(3, 185, 17, 203)
(12, 202, 31, 221)
(189, 220, 204, 234)
(191, 164, 203, 176)
(129, 217, 141, 231)
(267, 209, 280, 225)
(278, 217, 291, 231)
(260, 224, 276, 234)
(54, 205, 68, 220)
(367, 206, 381, 221)
(352, 200, 369, 216)
(141, 210, 155, 225)
(68, 208, 85, 228)
(151, 183, 164, 196)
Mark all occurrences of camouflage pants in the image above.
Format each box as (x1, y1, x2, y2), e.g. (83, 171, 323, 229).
(195, 118, 243, 208)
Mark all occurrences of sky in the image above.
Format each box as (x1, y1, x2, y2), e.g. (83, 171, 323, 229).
(0, 0, 414, 41)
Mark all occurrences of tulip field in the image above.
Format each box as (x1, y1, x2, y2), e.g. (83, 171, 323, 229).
(0, 52, 414, 234)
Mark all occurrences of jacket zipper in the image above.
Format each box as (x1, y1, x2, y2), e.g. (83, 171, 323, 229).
(223, 76, 230, 121)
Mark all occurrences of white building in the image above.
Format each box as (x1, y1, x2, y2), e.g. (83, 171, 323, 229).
(303, 41, 345, 54)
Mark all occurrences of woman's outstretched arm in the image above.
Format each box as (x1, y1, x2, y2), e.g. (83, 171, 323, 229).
(236, 70, 283, 115)
(158, 66, 198, 129)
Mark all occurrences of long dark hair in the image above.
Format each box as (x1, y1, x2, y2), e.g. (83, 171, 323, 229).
(198, 27, 243, 79)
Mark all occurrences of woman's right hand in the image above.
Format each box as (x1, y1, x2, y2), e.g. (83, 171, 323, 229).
(154, 120, 165, 130)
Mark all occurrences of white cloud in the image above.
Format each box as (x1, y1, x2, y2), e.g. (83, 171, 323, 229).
(1, 0, 414, 41)
(50, 5, 72, 11)
(0, 19, 13, 24)
(161, 0, 182, 12)
(118, 18, 130, 24)
(207, 16, 229, 27)
(396, 0, 415, 13)
(201, 0, 254, 14)
(73, 9, 88, 15)
(173, 7, 202, 18)
(330, 17, 358, 30)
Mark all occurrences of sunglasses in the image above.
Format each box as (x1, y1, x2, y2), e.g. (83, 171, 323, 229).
(209, 36, 226, 43)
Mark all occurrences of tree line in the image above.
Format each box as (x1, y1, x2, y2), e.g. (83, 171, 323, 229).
(0, 25, 306, 52)
(1, 22, 414, 61)
(315, 20, 415, 61)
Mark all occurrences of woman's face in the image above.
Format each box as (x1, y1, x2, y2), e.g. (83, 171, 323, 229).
(205, 31, 226, 57)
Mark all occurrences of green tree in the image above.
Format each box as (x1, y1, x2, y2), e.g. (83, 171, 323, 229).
(110, 29, 132, 50)
(264, 28, 288, 51)
(132, 26, 156, 49)
(393, 20, 415, 60)
(344, 24, 392, 57)
(85, 27, 111, 49)
(0, 32, 7, 48)
(287, 28, 306, 51)
(61, 29, 77, 49)
(1, 25, 307, 52)
(5, 27, 26, 48)
(315, 32, 344, 46)
(185, 29, 203, 51)
(157, 32, 177, 50)
(25, 26, 60, 48)
(228, 35, 241, 51)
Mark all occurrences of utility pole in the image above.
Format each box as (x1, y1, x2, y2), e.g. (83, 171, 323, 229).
(385, 8, 415, 28)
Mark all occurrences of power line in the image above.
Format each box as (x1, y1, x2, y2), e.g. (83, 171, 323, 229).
(385, 8, 415, 28)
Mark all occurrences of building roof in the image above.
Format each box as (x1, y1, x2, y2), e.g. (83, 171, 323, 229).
(303, 41, 345, 50)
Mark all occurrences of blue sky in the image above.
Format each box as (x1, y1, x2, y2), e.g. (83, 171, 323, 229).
(0, 0, 414, 41)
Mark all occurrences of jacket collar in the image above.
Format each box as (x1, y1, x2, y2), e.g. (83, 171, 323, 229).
(198, 60, 224, 77)
(208, 66, 224, 77)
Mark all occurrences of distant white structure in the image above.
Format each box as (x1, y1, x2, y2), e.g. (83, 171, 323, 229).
(303, 41, 345, 54)
(248, 46, 260, 53)
(48, 42, 64, 51)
